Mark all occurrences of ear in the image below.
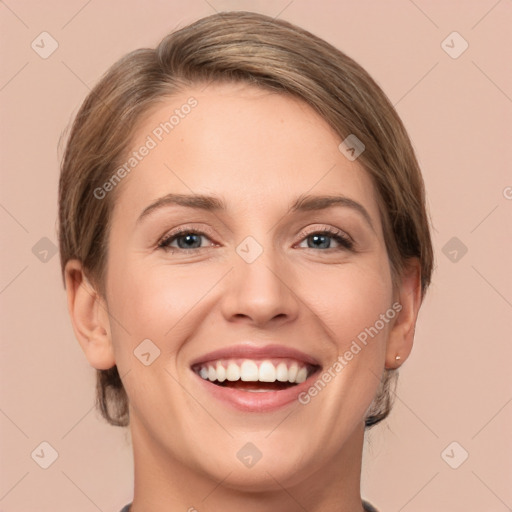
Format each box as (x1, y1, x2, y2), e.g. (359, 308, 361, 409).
(385, 258, 422, 369)
(64, 259, 115, 370)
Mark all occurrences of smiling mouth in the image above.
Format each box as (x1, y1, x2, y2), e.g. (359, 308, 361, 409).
(191, 358, 321, 392)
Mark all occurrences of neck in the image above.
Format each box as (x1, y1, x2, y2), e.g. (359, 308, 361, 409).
(129, 415, 367, 512)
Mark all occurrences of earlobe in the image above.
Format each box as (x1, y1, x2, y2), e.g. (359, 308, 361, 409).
(385, 259, 422, 369)
(64, 259, 116, 370)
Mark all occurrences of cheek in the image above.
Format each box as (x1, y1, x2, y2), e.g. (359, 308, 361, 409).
(106, 259, 223, 351)
(300, 258, 393, 346)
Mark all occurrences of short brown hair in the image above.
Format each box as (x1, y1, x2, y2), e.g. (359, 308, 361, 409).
(58, 11, 433, 428)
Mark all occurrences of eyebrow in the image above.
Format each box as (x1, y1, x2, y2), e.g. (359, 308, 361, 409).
(136, 192, 374, 230)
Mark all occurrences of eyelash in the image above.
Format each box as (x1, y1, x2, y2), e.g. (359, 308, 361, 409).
(157, 225, 354, 253)
(296, 226, 354, 251)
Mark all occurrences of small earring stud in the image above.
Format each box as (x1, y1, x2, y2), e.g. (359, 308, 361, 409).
(395, 355, 401, 361)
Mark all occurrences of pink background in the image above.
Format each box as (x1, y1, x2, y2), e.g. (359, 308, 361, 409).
(1, 1, 511, 511)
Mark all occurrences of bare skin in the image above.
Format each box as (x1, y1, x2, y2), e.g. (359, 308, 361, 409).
(65, 82, 421, 512)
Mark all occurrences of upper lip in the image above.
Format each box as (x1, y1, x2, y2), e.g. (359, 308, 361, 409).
(189, 342, 322, 367)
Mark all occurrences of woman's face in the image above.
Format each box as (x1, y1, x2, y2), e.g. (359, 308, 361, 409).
(102, 82, 400, 489)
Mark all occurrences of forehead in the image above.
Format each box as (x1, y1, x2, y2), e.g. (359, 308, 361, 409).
(110, 81, 380, 225)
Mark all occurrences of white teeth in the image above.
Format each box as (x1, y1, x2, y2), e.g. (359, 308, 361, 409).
(216, 361, 226, 382)
(288, 363, 299, 383)
(240, 360, 259, 381)
(258, 360, 277, 382)
(276, 362, 288, 382)
(226, 362, 240, 381)
(196, 358, 314, 385)
(295, 367, 308, 384)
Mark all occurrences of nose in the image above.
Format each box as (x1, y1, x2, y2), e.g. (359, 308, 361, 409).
(220, 241, 300, 328)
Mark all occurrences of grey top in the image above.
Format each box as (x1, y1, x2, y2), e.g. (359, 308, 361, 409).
(363, 499, 380, 512)
(119, 499, 379, 511)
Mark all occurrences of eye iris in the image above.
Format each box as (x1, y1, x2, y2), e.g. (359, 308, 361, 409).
(177, 233, 202, 249)
(309, 234, 331, 249)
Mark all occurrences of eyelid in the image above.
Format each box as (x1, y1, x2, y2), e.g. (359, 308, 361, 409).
(296, 224, 353, 243)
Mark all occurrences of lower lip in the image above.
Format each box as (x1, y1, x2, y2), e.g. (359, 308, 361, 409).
(192, 370, 320, 412)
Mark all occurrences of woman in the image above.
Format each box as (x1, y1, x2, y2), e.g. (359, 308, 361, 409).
(58, 11, 433, 512)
